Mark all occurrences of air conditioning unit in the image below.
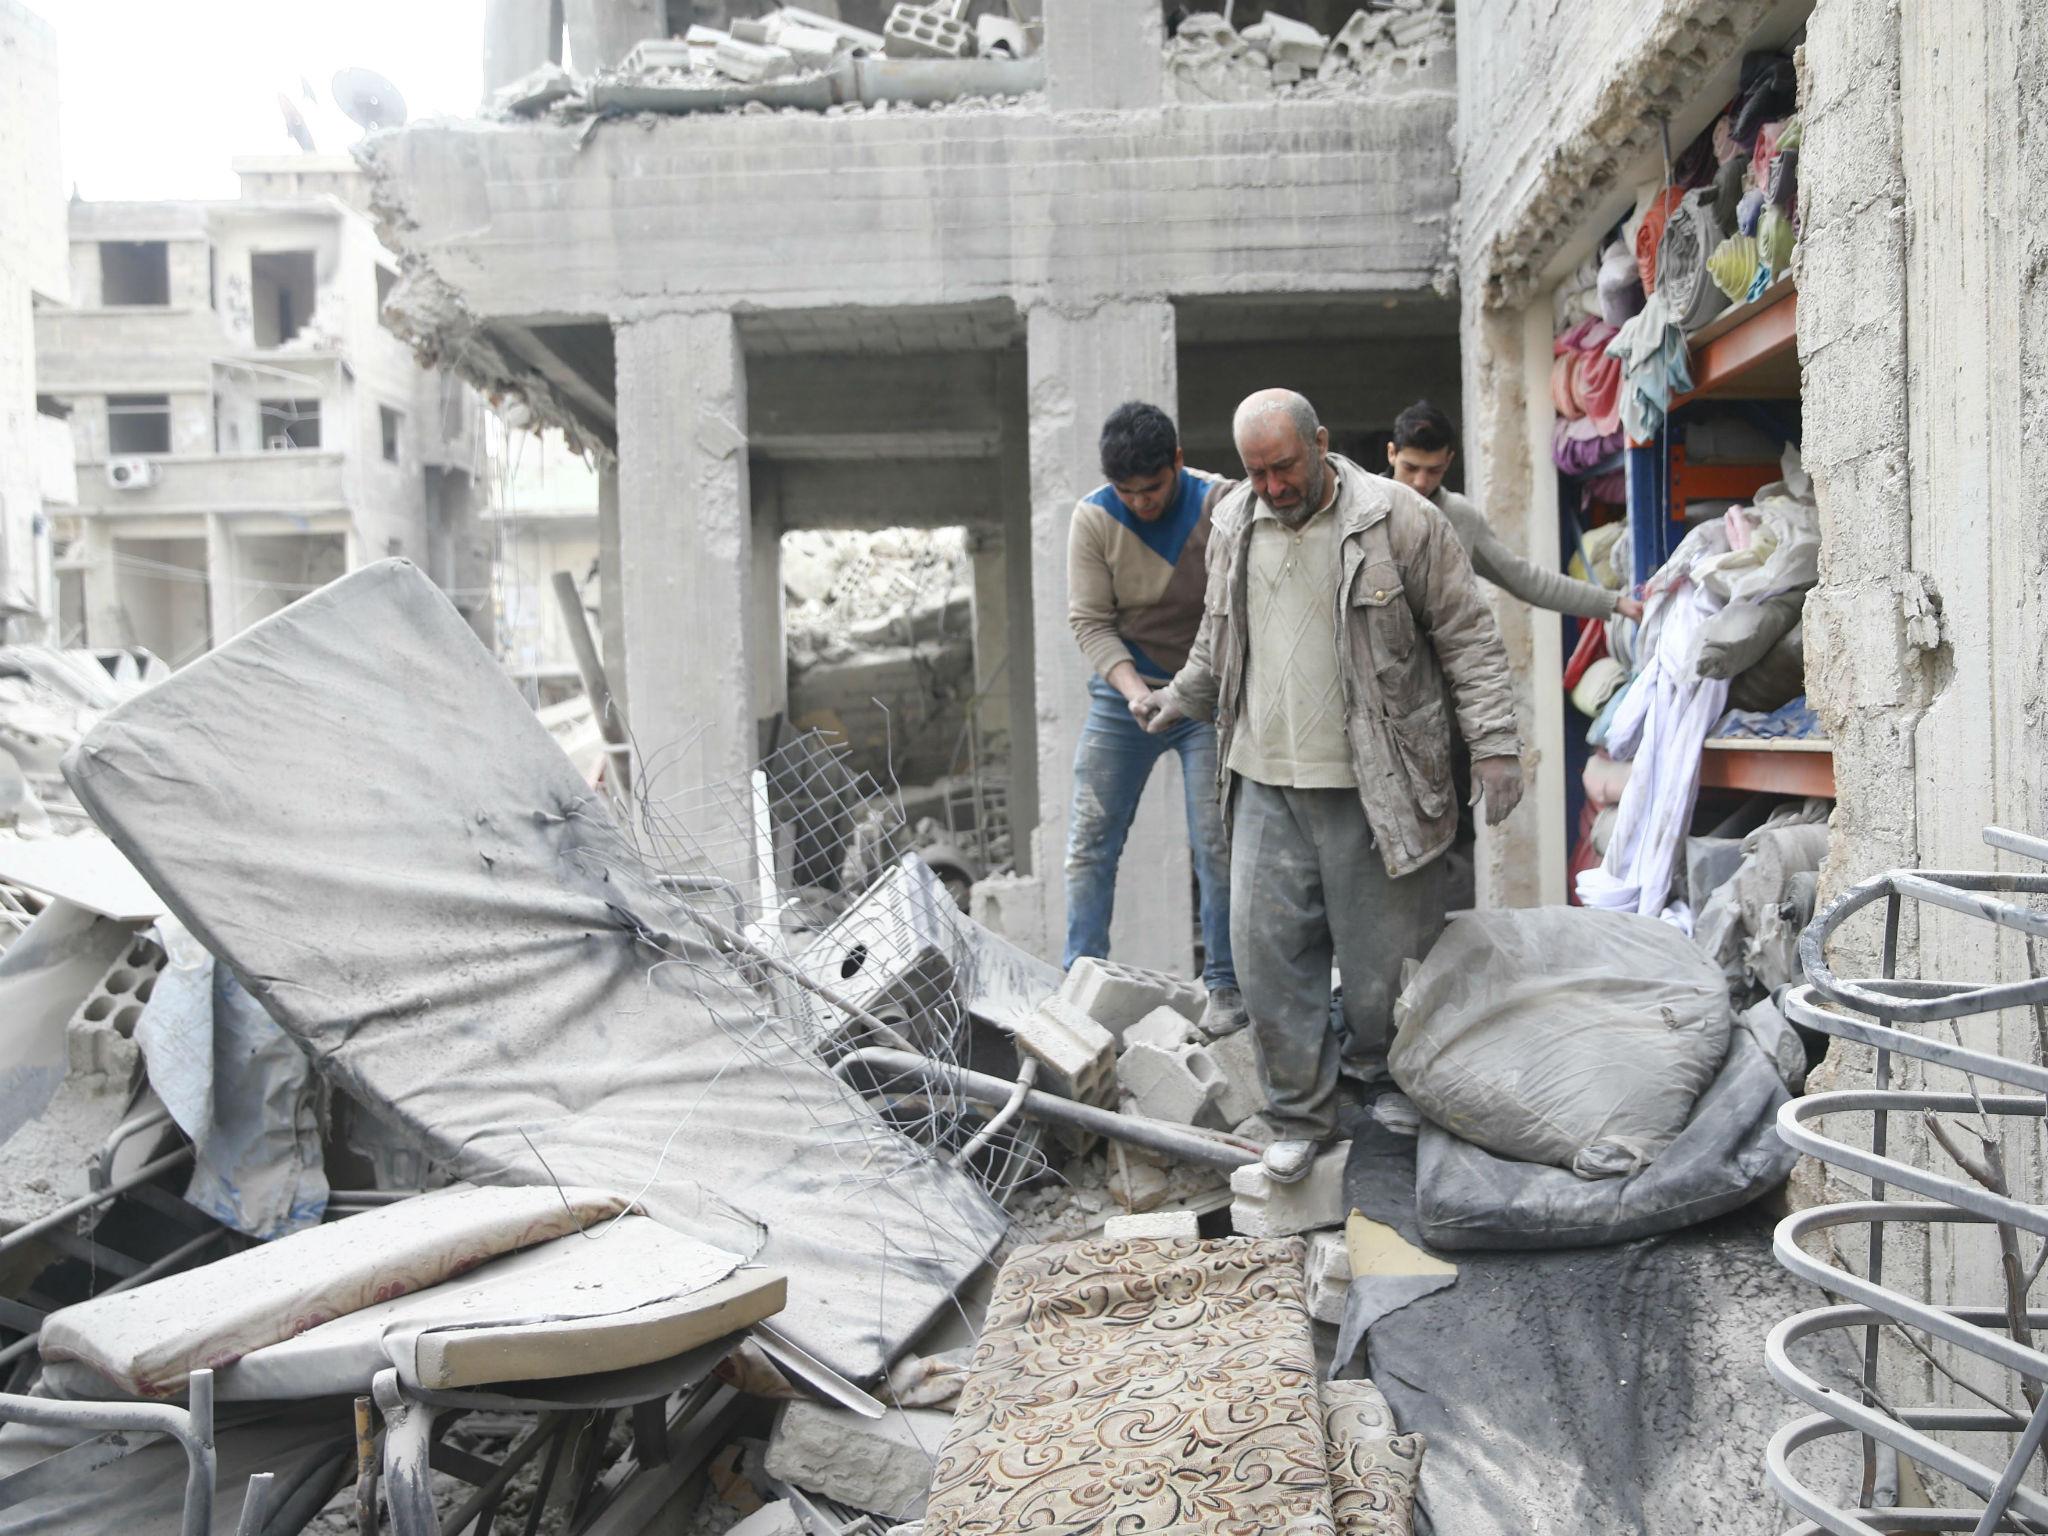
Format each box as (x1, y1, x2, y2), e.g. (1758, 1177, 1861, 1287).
(105, 456, 159, 490)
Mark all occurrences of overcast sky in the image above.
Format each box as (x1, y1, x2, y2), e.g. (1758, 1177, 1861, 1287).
(31, 1, 483, 201)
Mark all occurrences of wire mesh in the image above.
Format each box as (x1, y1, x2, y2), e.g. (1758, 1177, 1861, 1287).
(553, 721, 1052, 1224)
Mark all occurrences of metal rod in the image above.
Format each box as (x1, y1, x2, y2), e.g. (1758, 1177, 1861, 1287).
(434, 1413, 561, 1535)
(837, 1047, 1260, 1169)
(91, 1106, 174, 1193)
(0, 1147, 194, 1258)
(0, 1225, 225, 1369)
(1987, 826, 2048, 866)
(235, 1472, 275, 1536)
(354, 1395, 379, 1536)
(551, 570, 630, 798)
(952, 1057, 1038, 1167)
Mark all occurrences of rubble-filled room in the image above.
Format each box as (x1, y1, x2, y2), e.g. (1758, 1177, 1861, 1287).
(4, 0, 2048, 1533)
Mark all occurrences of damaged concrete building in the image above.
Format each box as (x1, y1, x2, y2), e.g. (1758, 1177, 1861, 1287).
(0, 0, 65, 633)
(33, 158, 490, 660)
(365, 0, 1463, 974)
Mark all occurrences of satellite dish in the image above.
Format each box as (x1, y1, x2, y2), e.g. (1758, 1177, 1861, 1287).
(332, 67, 408, 133)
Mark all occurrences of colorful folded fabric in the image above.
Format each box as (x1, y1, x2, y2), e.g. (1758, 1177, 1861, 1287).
(1562, 615, 1610, 692)
(1551, 351, 1580, 419)
(1635, 185, 1687, 295)
(1606, 290, 1692, 441)
(1578, 349, 1624, 435)
(1768, 147, 1799, 212)
(1708, 233, 1760, 301)
(1747, 207, 1796, 299)
(1749, 121, 1785, 194)
(1737, 188, 1765, 237)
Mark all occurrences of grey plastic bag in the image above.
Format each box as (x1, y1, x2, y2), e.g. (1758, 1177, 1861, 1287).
(1390, 908, 1731, 1179)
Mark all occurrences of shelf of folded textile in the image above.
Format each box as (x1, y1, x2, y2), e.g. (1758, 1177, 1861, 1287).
(1699, 694, 1833, 799)
(1673, 278, 1799, 405)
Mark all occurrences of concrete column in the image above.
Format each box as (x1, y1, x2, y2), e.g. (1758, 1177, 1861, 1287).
(563, 0, 661, 75)
(751, 502, 787, 722)
(484, 0, 561, 95)
(1044, 0, 1163, 113)
(996, 349, 1039, 874)
(596, 463, 625, 723)
(613, 310, 754, 804)
(204, 514, 237, 648)
(1026, 298, 1193, 978)
(79, 521, 122, 649)
(967, 530, 1008, 746)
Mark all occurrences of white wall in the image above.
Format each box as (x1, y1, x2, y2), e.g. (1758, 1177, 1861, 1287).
(0, 1, 66, 625)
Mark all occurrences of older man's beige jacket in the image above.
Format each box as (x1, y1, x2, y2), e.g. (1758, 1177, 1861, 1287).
(1163, 454, 1522, 878)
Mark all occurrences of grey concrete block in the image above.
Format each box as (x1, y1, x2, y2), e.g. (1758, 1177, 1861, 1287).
(1116, 1040, 1225, 1128)
(1305, 1226, 1353, 1324)
(729, 1501, 805, 1536)
(1058, 957, 1206, 1042)
(884, 3, 973, 60)
(1205, 1024, 1267, 1127)
(1229, 1142, 1352, 1238)
(1103, 1209, 1201, 1241)
(764, 1401, 949, 1521)
(1014, 997, 1115, 1106)
(1121, 1004, 1196, 1051)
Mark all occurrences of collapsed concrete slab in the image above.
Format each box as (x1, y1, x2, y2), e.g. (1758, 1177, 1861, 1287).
(764, 1400, 949, 1520)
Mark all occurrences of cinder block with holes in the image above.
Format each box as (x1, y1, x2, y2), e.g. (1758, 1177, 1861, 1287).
(794, 855, 959, 1054)
(1229, 1143, 1352, 1238)
(1012, 997, 1114, 1107)
(1305, 1227, 1353, 1324)
(1116, 1040, 1227, 1128)
(883, 2, 973, 60)
(68, 930, 165, 1077)
(1058, 958, 1205, 1043)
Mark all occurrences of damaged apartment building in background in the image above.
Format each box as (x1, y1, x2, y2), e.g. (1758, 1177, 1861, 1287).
(374, 0, 1465, 969)
(32, 158, 489, 664)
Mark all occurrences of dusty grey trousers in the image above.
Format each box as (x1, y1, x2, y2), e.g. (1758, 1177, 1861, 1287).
(1230, 777, 1446, 1140)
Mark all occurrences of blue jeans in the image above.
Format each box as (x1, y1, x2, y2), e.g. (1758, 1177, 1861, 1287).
(1063, 675, 1235, 989)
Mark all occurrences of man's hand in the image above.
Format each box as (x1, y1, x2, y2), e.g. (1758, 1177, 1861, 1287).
(1470, 755, 1524, 827)
(1132, 690, 1185, 735)
(1615, 593, 1645, 622)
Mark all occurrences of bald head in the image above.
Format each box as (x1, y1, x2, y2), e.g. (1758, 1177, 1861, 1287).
(1233, 388, 1331, 523)
(1233, 388, 1321, 451)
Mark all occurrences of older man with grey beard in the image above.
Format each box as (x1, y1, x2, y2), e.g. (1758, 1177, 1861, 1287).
(1134, 389, 1525, 1182)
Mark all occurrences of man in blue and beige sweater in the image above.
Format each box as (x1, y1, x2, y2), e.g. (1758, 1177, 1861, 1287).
(1064, 402, 1242, 1036)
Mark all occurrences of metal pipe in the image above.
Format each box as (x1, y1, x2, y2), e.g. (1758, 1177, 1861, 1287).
(90, 1106, 174, 1194)
(0, 1368, 218, 1536)
(953, 1057, 1038, 1168)
(0, 1147, 194, 1258)
(838, 1047, 1260, 1170)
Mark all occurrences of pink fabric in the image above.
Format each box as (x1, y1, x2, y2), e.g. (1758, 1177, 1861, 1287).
(1635, 187, 1687, 295)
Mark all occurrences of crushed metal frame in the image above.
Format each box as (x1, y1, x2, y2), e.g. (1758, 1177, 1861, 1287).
(1768, 825, 2048, 1534)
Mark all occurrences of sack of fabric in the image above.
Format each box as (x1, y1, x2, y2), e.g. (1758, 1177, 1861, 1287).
(1695, 587, 1805, 679)
(1657, 188, 1731, 332)
(1410, 991, 1800, 1249)
(1389, 908, 1732, 1181)
(1727, 621, 1805, 713)
(1597, 240, 1645, 326)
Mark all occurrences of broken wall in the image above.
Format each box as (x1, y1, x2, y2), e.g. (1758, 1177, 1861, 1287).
(0, 0, 66, 626)
(1791, 0, 2048, 1434)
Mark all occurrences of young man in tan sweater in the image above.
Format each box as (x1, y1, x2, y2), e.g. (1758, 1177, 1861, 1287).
(1065, 402, 1240, 1032)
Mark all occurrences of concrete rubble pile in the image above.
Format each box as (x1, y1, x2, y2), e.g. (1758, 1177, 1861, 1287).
(1165, 2, 1455, 104)
(486, 5, 1043, 124)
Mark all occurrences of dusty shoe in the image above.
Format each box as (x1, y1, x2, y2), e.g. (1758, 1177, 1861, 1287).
(1199, 984, 1249, 1039)
(1262, 1138, 1318, 1184)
